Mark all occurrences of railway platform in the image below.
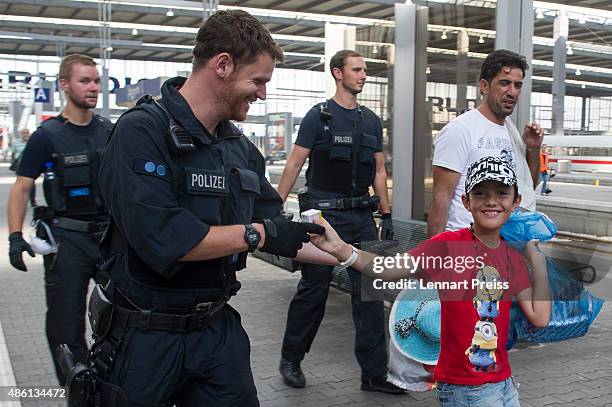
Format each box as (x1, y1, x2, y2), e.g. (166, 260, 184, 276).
(0, 163, 610, 407)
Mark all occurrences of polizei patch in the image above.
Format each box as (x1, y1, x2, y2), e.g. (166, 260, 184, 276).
(186, 168, 228, 194)
(333, 135, 353, 145)
(63, 154, 89, 166)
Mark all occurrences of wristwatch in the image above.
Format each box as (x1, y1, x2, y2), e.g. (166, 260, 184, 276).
(244, 224, 261, 252)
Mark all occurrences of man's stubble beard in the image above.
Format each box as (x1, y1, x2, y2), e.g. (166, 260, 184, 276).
(68, 93, 97, 110)
(486, 97, 513, 121)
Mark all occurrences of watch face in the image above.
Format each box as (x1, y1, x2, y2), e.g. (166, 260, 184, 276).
(245, 225, 260, 251)
(247, 230, 259, 242)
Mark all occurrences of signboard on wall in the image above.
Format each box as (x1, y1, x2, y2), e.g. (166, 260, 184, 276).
(115, 77, 167, 107)
(265, 112, 292, 161)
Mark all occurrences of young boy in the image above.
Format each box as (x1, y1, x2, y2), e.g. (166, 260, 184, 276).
(309, 156, 551, 406)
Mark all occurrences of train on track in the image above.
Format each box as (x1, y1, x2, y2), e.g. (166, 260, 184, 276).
(544, 135, 612, 173)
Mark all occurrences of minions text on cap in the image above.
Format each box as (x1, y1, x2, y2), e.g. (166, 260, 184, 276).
(465, 156, 517, 194)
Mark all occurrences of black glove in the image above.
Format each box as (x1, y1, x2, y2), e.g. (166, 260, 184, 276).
(380, 214, 394, 241)
(9, 231, 35, 272)
(260, 216, 325, 258)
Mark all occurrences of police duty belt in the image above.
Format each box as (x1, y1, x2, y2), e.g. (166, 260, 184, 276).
(302, 194, 375, 211)
(110, 299, 227, 334)
(53, 217, 109, 233)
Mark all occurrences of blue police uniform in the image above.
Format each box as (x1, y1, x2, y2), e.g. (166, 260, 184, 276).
(281, 99, 388, 381)
(16, 115, 111, 385)
(95, 77, 282, 406)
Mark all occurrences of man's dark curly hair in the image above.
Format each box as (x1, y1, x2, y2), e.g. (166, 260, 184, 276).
(192, 10, 284, 72)
(480, 49, 528, 83)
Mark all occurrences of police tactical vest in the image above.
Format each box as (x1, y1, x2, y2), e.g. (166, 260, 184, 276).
(306, 101, 378, 195)
(41, 115, 110, 218)
(109, 97, 261, 300)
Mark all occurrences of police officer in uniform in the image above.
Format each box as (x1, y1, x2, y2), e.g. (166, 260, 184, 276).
(277, 50, 402, 393)
(94, 10, 324, 406)
(7, 54, 112, 385)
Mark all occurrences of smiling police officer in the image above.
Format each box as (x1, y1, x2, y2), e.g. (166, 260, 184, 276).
(7, 54, 112, 386)
(94, 10, 324, 406)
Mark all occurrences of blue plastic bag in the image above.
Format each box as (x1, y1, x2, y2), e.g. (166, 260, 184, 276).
(507, 258, 604, 348)
(501, 209, 557, 251)
(501, 210, 604, 348)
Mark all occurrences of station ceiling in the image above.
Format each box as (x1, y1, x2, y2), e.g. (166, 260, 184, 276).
(0, 0, 611, 96)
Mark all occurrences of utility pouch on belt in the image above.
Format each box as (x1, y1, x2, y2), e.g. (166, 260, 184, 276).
(32, 205, 54, 222)
(88, 284, 114, 338)
(367, 195, 380, 212)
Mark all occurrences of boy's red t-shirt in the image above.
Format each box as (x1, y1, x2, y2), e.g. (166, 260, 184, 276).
(409, 228, 532, 385)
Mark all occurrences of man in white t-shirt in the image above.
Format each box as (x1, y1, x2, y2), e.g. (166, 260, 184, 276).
(428, 49, 544, 235)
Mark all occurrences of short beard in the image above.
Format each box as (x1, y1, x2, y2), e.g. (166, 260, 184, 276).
(487, 99, 513, 120)
(68, 94, 96, 110)
(342, 82, 362, 96)
(216, 81, 237, 122)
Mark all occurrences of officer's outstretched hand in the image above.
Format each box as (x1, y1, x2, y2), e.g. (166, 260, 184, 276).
(260, 216, 325, 258)
(380, 214, 394, 241)
(9, 231, 35, 272)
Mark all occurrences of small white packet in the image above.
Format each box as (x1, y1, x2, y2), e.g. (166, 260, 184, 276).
(300, 209, 322, 223)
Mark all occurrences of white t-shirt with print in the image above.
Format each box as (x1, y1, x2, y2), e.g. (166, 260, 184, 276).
(432, 108, 535, 231)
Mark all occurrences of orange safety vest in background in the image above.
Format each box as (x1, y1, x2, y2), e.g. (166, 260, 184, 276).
(540, 150, 550, 173)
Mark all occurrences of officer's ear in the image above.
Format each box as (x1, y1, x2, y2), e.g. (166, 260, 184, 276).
(214, 53, 235, 79)
(331, 67, 343, 82)
(59, 78, 70, 94)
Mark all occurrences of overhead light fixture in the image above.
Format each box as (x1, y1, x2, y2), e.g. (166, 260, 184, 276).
(372, 45, 378, 54)
(581, 83, 586, 89)
(426, 66, 431, 74)
(319, 56, 325, 63)
(441, 30, 447, 40)
(536, 9, 544, 19)
(166, 9, 174, 17)
(575, 69, 581, 76)
(579, 15, 586, 24)
(478, 36, 484, 44)
(131, 28, 138, 35)
(105, 46, 113, 52)
(567, 46, 573, 55)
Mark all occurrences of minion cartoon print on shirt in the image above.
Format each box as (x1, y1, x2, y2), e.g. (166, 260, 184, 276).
(466, 265, 504, 372)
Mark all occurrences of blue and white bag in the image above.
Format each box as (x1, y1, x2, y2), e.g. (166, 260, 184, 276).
(501, 210, 604, 347)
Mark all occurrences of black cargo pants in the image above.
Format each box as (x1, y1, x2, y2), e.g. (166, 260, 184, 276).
(43, 226, 105, 385)
(281, 200, 387, 381)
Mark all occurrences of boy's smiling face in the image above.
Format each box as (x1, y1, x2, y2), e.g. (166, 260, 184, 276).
(462, 180, 521, 232)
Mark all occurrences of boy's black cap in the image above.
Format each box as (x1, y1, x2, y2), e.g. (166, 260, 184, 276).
(465, 156, 517, 194)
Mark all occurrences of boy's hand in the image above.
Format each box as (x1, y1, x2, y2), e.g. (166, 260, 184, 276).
(309, 217, 351, 261)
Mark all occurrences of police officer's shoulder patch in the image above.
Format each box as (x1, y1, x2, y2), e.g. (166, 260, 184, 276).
(133, 159, 170, 182)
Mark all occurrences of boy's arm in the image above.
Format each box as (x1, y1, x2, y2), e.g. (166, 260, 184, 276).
(516, 241, 551, 328)
(303, 217, 421, 281)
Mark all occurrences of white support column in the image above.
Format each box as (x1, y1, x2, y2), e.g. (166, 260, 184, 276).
(8, 100, 24, 147)
(98, 0, 112, 119)
(391, 3, 428, 221)
(552, 11, 568, 136)
(324, 23, 356, 98)
(495, 0, 534, 130)
(457, 29, 469, 115)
